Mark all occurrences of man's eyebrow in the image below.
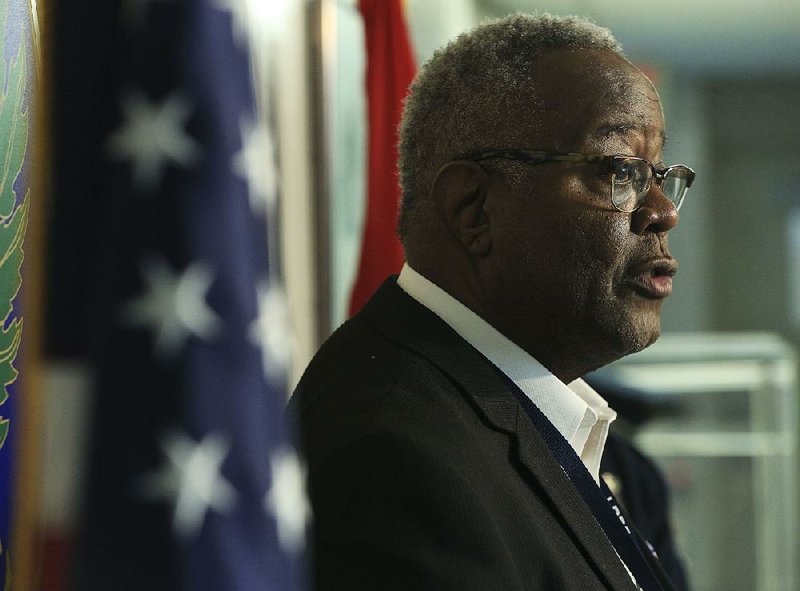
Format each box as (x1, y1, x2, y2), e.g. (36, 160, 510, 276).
(592, 123, 637, 139)
(589, 123, 668, 147)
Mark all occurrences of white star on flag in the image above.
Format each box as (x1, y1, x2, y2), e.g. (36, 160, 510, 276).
(213, 0, 252, 48)
(233, 118, 279, 217)
(124, 257, 221, 358)
(248, 281, 290, 380)
(140, 430, 238, 538)
(265, 447, 311, 554)
(107, 91, 199, 191)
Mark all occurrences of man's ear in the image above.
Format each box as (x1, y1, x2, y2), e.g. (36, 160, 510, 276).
(431, 160, 493, 256)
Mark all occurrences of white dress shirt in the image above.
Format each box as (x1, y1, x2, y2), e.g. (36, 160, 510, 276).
(397, 263, 616, 484)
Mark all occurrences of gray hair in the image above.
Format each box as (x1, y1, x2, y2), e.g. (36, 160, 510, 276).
(397, 13, 623, 243)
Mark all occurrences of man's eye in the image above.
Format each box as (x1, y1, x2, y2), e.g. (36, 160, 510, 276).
(613, 161, 636, 184)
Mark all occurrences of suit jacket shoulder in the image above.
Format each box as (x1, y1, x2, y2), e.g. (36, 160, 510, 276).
(290, 279, 639, 591)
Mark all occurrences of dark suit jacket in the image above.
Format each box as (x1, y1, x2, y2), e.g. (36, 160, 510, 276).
(290, 278, 655, 590)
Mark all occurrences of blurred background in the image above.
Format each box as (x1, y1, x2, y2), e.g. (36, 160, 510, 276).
(12, 0, 800, 589)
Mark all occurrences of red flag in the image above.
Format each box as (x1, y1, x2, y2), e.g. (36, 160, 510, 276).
(349, 0, 416, 315)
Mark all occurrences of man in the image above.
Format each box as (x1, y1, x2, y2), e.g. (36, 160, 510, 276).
(290, 13, 695, 591)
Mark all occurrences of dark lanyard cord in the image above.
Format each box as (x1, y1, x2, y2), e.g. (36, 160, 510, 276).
(495, 368, 669, 591)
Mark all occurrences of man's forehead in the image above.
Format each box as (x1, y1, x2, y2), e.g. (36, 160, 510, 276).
(514, 49, 664, 149)
(581, 68, 666, 148)
(530, 50, 655, 108)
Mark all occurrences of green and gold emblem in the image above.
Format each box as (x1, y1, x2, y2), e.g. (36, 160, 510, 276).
(0, 0, 29, 456)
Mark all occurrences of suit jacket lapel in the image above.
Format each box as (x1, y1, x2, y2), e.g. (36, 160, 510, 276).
(362, 279, 639, 590)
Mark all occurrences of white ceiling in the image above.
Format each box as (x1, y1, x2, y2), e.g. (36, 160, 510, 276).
(477, 0, 800, 75)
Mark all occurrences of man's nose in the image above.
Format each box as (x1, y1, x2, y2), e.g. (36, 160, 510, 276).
(630, 185, 679, 235)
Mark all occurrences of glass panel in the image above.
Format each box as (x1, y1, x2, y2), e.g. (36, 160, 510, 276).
(605, 333, 799, 591)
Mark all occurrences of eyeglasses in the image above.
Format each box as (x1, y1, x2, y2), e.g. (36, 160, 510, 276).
(464, 149, 696, 213)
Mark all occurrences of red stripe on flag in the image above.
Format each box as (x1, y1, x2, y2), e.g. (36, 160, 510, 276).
(349, 0, 416, 315)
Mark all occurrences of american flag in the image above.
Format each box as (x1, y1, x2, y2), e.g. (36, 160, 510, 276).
(73, 1, 308, 589)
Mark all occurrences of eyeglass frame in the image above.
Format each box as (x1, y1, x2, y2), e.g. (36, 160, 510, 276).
(461, 148, 696, 212)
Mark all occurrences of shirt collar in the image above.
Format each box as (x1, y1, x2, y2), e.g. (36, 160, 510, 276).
(397, 263, 616, 481)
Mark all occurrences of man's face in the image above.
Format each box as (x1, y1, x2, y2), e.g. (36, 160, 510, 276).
(481, 49, 678, 375)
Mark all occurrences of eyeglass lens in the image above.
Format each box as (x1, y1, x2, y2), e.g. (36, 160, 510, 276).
(611, 159, 691, 212)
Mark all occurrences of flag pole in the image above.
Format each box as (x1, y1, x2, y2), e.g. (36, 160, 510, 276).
(306, 0, 334, 345)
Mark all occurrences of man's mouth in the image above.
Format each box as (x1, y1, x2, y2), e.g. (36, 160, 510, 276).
(627, 259, 678, 299)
